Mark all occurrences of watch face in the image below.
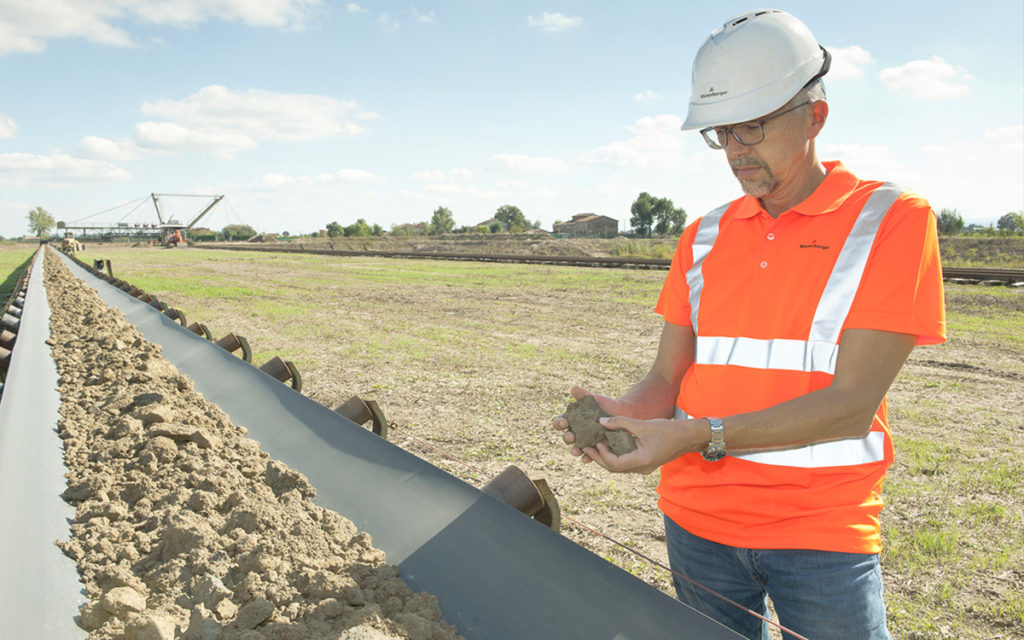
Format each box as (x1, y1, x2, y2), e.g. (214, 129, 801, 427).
(701, 449, 726, 462)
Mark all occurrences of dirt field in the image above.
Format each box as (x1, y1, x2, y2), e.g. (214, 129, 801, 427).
(8, 239, 1023, 639)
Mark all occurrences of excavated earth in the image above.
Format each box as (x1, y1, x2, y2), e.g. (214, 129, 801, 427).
(43, 249, 463, 640)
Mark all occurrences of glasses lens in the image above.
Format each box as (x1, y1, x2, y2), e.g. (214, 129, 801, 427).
(732, 123, 764, 146)
(701, 129, 724, 149)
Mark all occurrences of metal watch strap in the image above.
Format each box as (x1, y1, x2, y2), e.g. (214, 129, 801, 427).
(701, 416, 726, 462)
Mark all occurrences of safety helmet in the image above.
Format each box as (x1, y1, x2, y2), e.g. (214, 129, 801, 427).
(681, 9, 830, 130)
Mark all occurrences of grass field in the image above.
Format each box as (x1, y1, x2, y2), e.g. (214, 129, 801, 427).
(4, 242, 1023, 638)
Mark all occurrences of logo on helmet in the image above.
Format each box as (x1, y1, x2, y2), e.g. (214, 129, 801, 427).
(699, 84, 729, 100)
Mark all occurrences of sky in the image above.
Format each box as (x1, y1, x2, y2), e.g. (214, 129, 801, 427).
(1, 0, 1022, 238)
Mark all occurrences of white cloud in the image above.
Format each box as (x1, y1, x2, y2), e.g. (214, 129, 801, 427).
(410, 8, 435, 24)
(413, 167, 479, 182)
(579, 114, 696, 169)
(0, 152, 131, 184)
(527, 12, 582, 33)
(335, 168, 381, 182)
(880, 56, 971, 99)
(819, 143, 915, 183)
(496, 179, 528, 189)
(250, 168, 380, 190)
(490, 153, 568, 174)
(141, 85, 376, 141)
(413, 170, 449, 182)
(128, 0, 321, 29)
(133, 121, 259, 158)
(0, 114, 16, 138)
(377, 13, 400, 32)
(634, 90, 662, 101)
(826, 45, 873, 80)
(346, 3, 368, 13)
(984, 124, 1024, 141)
(0, 0, 319, 56)
(74, 135, 140, 161)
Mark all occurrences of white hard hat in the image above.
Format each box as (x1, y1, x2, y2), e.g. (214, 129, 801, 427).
(681, 9, 831, 130)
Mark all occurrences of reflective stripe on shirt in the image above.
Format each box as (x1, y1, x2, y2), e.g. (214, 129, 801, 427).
(683, 183, 904, 468)
(675, 408, 887, 468)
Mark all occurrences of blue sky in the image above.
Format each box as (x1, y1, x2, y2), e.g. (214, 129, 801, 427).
(1, 1, 1022, 238)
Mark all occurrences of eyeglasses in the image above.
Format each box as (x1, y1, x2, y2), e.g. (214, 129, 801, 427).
(699, 102, 811, 150)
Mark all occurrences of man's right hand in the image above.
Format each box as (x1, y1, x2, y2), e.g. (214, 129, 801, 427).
(552, 385, 626, 463)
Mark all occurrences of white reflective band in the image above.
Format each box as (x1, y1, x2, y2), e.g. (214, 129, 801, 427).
(688, 203, 730, 334)
(673, 408, 887, 468)
(810, 183, 902, 343)
(730, 431, 886, 467)
(685, 183, 906, 373)
(696, 335, 839, 374)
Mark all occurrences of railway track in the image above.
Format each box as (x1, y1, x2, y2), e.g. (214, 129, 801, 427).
(196, 243, 1024, 284)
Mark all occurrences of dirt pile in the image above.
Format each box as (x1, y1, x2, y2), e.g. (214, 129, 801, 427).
(44, 248, 462, 640)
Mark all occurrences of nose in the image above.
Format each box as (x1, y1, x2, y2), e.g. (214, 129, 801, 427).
(724, 135, 751, 159)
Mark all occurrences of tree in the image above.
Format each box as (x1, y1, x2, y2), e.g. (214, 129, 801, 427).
(343, 218, 371, 237)
(996, 211, 1023, 233)
(494, 204, 528, 232)
(325, 221, 344, 238)
(630, 193, 655, 237)
(936, 208, 964, 235)
(430, 206, 455, 235)
(652, 197, 686, 236)
(222, 224, 256, 241)
(27, 206, 55, 237)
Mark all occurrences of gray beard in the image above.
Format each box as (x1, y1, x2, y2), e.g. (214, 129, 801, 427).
(731, 159, 779, 198)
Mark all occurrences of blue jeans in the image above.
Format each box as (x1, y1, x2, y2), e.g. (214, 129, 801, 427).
(664, 515, 891, 640)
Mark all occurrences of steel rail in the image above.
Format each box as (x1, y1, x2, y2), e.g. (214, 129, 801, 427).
(192, 243, 1024, 282)
(52, 249, 744, 640)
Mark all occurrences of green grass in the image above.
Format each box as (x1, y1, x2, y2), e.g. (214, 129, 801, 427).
(71, 243, 1023, 639)
(0, 245, 37, 299)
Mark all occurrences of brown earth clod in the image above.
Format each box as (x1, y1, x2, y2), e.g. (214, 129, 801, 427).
(562, 395, 637, 455)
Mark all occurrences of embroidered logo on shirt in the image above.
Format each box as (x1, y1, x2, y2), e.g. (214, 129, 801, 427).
(799, 240, 831, 250)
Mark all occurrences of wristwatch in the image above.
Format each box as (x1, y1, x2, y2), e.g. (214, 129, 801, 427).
(701, 417, 727, 462)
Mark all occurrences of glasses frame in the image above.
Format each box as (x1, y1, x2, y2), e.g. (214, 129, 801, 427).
(700, 101, 812, 150)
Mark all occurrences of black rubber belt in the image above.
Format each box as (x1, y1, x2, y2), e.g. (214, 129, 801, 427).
(0, 249, 88, 638)
(58, 250, 743, 640)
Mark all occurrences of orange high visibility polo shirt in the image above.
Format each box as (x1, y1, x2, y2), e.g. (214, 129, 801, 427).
(655, 161, 946, 554)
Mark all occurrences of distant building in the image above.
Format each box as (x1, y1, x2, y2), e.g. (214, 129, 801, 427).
(553, 214, 618, 238)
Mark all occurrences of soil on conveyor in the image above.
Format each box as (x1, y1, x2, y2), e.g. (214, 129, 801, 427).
(43, 248, 463, 640)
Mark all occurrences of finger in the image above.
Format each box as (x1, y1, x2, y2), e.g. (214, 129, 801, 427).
(570, 385, 591, 400)
(581, 445, 611, 471)
(562, 430, 576, 444)
(552, 416, 569, 430)
(599, 415, 636, 434)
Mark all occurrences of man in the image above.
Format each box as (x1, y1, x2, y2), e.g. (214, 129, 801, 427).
(554, 9, 945, 640)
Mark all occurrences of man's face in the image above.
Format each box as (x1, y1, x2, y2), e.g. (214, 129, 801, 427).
(722, 103, 813, 199)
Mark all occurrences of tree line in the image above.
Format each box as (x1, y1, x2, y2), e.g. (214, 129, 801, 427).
(937, 209, 1024, 236)
(24, 201, 1022, 243)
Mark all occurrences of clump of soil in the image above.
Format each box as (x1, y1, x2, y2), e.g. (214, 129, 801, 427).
(43, 248, 462, 640)
(562, 396, 636, 455)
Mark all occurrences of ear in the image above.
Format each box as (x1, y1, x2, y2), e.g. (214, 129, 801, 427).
(808, 101, 828, 140)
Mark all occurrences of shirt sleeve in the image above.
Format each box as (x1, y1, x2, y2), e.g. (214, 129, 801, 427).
(843, 191, 946, 345)
(654, 222, 701, 326)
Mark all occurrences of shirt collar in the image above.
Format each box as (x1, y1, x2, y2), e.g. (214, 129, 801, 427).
(733, 161, 857, 219)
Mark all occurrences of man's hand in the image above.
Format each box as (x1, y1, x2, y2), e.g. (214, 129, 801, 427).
(552, 386, 627, 463)
(581, 416, 705, 475)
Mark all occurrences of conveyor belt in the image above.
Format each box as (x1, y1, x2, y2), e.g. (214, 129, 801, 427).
(4, 248, 743, 639)
(0, 249, 88, 638)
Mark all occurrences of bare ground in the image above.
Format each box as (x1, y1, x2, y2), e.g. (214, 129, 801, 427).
(68, 243, 1024, 639)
